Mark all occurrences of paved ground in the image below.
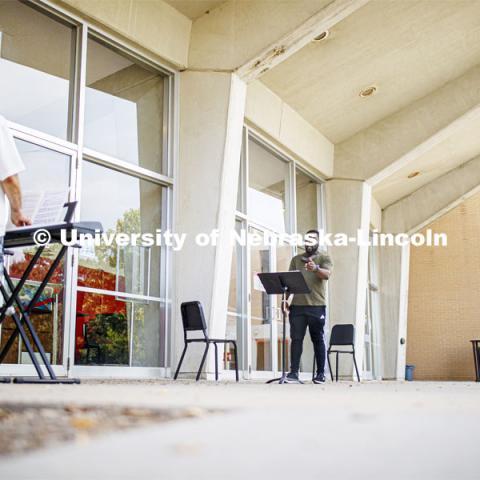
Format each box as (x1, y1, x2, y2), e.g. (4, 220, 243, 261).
(0, 380, 479, 480)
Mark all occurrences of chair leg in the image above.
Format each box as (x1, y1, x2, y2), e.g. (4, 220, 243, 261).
(232, 341, 239, 382)
(336, 352, 339, 382)
(174, 344, 188, 380)
(327, 352, 333, 381)
(352, 350, 361, 382)
(196, 342, 209, 381)
(213, 342, 218, 381)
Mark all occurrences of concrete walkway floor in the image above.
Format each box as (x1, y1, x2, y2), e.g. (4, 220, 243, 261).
(0, 380, 479, 480)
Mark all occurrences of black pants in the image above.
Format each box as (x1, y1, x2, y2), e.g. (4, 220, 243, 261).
(289, 305, 326, 375)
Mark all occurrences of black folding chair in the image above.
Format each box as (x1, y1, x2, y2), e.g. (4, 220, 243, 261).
(312, 323, 361, 382)
(328, 324, 360, 382)
(173, 301, 239, 382)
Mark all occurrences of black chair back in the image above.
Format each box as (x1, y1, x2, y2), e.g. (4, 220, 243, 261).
(181, 301, 208, 337)
(329, 324, 355, 346)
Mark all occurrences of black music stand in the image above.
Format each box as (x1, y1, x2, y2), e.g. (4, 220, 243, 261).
(257, 271, 310, 384)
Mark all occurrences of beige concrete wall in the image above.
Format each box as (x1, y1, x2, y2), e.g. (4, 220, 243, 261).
(53, 0, 191, 68)
(245, 80, 334, 178)
(407, 191, 480, 381)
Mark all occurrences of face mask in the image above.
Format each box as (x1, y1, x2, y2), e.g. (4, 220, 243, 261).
(305, 242, 319, 256)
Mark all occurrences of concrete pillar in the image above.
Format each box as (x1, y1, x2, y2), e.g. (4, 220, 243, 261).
(378, 243, 410, 380)
(325, 179, 371, 379)
(173, 72, 246, 376)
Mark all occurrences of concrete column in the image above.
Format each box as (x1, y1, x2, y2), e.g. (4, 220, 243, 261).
(325, 179, 371, 379)
(378, 243, 410, 380)
(173, 72, 246, 376)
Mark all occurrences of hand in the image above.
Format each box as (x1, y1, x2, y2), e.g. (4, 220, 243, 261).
(305, 260, 317, 272)
(11, 209, 32, 227)
(281, 299, 290, 314)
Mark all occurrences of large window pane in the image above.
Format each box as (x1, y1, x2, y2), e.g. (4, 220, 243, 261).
(248, 138, 289, 233)
(78, 161, 164, 298)
(296, 169, 319, 235)
(84, 37, 165, 172)
(276, 244, 292, 373)
(0, 1, 74, 139)
(250, 226, 272, 372)
(225, 220, 244, 371)
(74, 291, 164, 367)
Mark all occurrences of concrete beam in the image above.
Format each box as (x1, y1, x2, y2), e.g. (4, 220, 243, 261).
(188, 0, 368, 76)
(52, 0, 192, 68)
(335, 65, 480, 180)
(245, 81, 334, 177)
(368, 103, 480, 186)
(382, 155, 480, 234)
(236, 0, 370, 82)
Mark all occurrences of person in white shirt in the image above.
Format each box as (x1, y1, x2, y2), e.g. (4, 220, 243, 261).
(0, 115, 31, 277)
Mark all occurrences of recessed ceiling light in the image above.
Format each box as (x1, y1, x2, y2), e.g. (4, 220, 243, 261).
(407, 171, 420, 179)
(359, 85, 377, 98)
(313, 31, 329, 42)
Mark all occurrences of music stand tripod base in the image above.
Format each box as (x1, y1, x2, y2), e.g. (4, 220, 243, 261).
(257, 271, 311, 385)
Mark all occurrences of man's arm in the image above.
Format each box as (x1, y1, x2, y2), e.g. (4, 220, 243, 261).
(1, 174, 31, 226)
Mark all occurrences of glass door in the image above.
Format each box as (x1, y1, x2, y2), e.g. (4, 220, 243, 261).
(225, 220, 246, 374)
(0, 134, 76, 377)
(249, 226, 275, 374)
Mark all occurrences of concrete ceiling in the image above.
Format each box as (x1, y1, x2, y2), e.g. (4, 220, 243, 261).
(164, 0, 225, 20)
(261, 0, 480, 144)
(373, 114, 480, 208)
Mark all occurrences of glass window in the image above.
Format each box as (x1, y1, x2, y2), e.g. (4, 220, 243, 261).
(84, 37, 166, 172)
(0, 1, 74, 139)
(236, 135, 246, 213)
(15, 139, 71, 194)
(248, 138, 290, 233)
(74, 291, 164, 367)
(295, 169, 319, 235)
(225, 220, 244, 371)
(78, 161, 164, 298)
(249, 226, 272, 371)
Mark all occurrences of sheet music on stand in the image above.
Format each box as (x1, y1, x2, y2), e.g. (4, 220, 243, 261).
(7, 189, 69, 230)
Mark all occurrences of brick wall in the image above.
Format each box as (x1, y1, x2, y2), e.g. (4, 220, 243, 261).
(407, 191, 480, 380)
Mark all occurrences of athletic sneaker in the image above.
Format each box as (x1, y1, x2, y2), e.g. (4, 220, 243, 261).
(313, 373, 326, 384)
(285, 372, 301, 383)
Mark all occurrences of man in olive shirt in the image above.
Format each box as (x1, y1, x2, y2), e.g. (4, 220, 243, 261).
(286, 229, 333, 384)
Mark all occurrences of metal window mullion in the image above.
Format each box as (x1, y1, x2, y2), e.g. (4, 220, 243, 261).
(270, 244, 278, 375)
(129, 302, 134, 367)
(245, 220, 253, 378)
(83, 149, 174, 187)
(243, 126, 249, 216)
(8, 123, 77, 156)
(161, 186, 173, 369)
(65, 22, 88, 372)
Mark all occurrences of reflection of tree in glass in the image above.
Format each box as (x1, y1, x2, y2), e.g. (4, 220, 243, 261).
(95, 208, 140, 269)
(86, 313, 129, 365)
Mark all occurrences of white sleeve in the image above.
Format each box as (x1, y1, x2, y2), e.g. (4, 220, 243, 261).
(0, 116, 25, 181)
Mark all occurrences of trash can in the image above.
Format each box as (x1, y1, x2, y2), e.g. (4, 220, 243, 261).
(405, 364, 415, 381)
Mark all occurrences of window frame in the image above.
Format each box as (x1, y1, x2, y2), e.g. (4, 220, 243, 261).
(0, 0, 178, 375)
